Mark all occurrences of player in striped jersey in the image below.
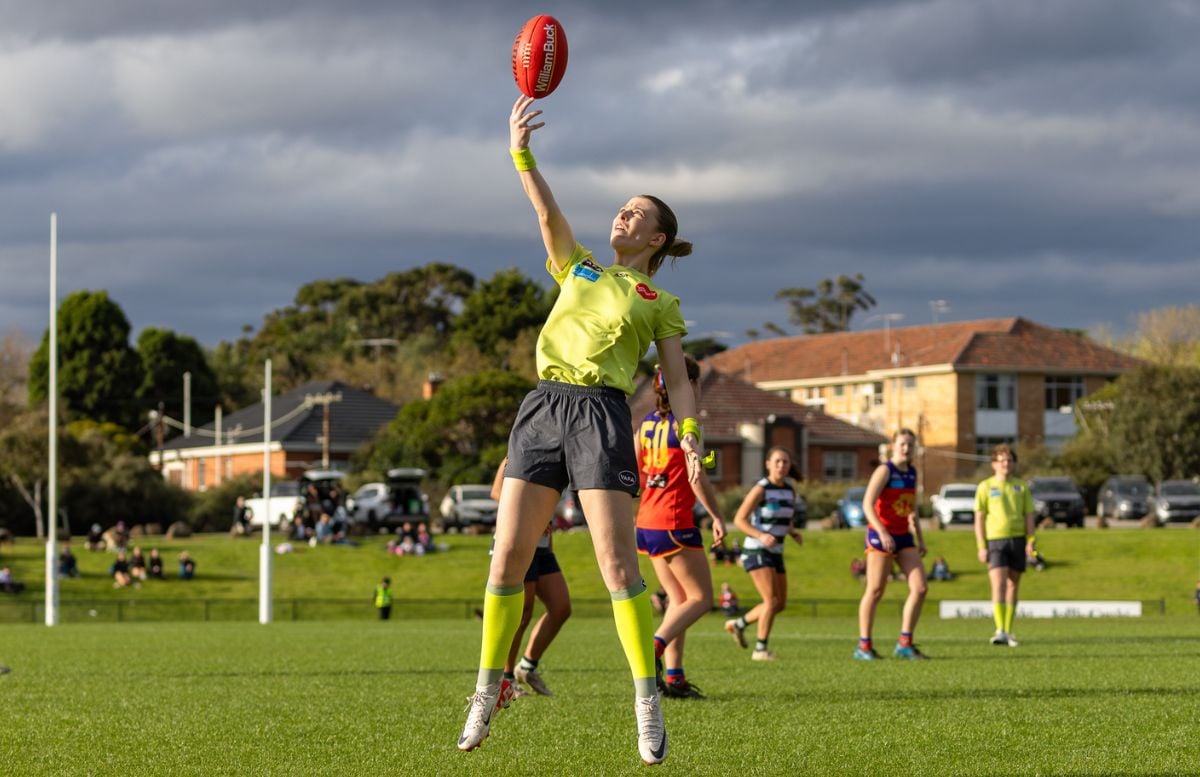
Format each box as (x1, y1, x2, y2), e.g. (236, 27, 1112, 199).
(726, 447, 804, 661)
(855, 428, 928, 660)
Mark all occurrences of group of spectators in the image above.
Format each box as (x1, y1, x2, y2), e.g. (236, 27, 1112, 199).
(76, 524, 196, 586)
(385, 522, 436, 556)
(236, 483, 356, 546)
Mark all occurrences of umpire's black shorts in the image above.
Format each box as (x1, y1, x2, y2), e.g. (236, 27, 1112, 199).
(986, 537, 1027, 572)
(505, 380, 640, 497)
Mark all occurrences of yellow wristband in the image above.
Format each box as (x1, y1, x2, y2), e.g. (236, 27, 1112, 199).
(510, 148, 536, 171)
(1027, 535, 1036, 545)
(977, 541, 986, 551)
(678, 417, 702, 446)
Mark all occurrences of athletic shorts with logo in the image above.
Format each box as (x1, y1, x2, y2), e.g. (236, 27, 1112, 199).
(505, 380, 640, 496)
(987, 537, 1027, 572)
(865, 528, 916, 556)
(741, 549, 786, 574)
(637, 527, 704, 558)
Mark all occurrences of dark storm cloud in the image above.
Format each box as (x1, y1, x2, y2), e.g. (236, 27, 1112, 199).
(0, 0, 1198, 351)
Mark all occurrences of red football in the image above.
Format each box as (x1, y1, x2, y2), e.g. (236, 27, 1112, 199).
(512, 15, 569, 98)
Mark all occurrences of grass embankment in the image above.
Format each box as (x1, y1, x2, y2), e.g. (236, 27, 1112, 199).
(0, 524, 1196, 622)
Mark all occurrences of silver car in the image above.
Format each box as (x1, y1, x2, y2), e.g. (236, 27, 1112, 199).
(1150, 480, 1200, 525)
(931, 483, 978, 528)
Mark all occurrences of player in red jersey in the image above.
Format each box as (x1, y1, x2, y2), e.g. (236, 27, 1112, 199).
(855, 428, 928, 660)
(636, 356, 726, 698)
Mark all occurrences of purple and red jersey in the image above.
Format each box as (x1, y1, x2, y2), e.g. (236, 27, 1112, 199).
(875, 461, 917, 535)
(636, 411, 696, 531)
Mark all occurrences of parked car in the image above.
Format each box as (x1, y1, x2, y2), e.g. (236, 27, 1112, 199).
(555, 490, 585, 529)
(247, 469, 348, 531)
(1097, 475, 1151, 520)
(244, 481, 302, 531)
(383, 467, 431, 529)
(348, 482, 390, 529)
(1149, 480, 1200, 525)
(931, 483, 978, 528)
(1029, 476, 1086, 528)
(836, 486, 867, 528)
(440, 484, 499, 533)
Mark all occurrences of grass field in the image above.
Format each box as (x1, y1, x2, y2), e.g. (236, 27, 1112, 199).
(1, 526, 1199, 774)
(1, 614, 1198, 776)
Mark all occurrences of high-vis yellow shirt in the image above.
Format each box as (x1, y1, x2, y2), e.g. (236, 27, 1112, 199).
(975, 476, 1035, 540)
(537, 243, 687, 395)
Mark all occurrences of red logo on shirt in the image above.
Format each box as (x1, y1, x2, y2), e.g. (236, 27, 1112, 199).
(635, 283, 658, 300)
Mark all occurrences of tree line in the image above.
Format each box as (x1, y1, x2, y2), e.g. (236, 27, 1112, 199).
(2, 260, 1199, 535)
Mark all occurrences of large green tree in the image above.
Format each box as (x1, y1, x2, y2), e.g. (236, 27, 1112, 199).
(360, 369, 532, 485)
(452, 268, 553, 359)
(28, 290, 144, 429)
(776, 273, 877, 334)
(1106, 366, 1200, 483)
(137, 327, 220, 428)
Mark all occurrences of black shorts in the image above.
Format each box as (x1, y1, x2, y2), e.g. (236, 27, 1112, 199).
(987, 537, 1027, 572)
(524, 548, 562, 582)
(741, 549, 786, 574)
(505, 380, 640, 496)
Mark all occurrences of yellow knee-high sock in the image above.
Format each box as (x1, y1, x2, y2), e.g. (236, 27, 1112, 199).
(478, 584, 525, 686)
(993, 602, 1005, 632)
(611, 584, 656, 696)
(1003, 601, 1016, 633)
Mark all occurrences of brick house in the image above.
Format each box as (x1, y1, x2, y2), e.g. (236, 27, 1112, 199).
(706, 317, 1142, 499)
(151, 380, 398, 491)
(629, 367, 886, 488)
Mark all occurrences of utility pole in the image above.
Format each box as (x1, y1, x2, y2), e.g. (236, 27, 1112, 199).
(352, 338, 400, 392)
(306, 391, 343, 468)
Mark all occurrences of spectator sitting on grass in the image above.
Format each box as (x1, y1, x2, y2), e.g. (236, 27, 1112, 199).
(147, 548, 165, 580)
(290, 516, 310, 542)
(0, 566, 25, 594)
(314, 513, 336, 545)
(58, 542, 80, 579)
(129, 547, 148, 582)
(416, 522, 433, 551)
(930, 556, 954, 581)
(86, 523, 105, 552)
(179, 551, 196, 580)
(849, 557, 866, 579)
(110, 551, 133, 588)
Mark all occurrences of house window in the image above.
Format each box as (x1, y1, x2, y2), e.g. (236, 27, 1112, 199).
(822, 451, 856, 481)
(872, 381, 884, 407)
(801, 386, 824, 407)
(1045, 375, 1084, 411)
(903, 375, 917, 391)
(833, 384, 845, 397)
(197, 459, 206, 489)
(975, 435, 1016, 458)
(976, 374, 1016, 410)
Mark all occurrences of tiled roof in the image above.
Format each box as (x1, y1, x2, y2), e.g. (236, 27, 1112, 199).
(706, 317, 1141, 382)
(163, 380, 398, 452)
(630, 369, 886, 447)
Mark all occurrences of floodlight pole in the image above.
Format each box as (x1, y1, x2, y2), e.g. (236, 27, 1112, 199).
(259, 359, 273, 625)
(45, 214, 59, 626)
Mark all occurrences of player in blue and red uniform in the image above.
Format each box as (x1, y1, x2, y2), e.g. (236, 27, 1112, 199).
(636, 356, 726, 698)
(855, 428, 928, 660)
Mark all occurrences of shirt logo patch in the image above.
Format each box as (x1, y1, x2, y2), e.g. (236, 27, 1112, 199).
(635, 283, 658, 300)
(618, 471, 638, 488)
(989, 488, 1001, 498)
(572, 263, 601, 282)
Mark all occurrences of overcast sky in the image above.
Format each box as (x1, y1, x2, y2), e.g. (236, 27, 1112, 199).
(2, 0, 1198, 350)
